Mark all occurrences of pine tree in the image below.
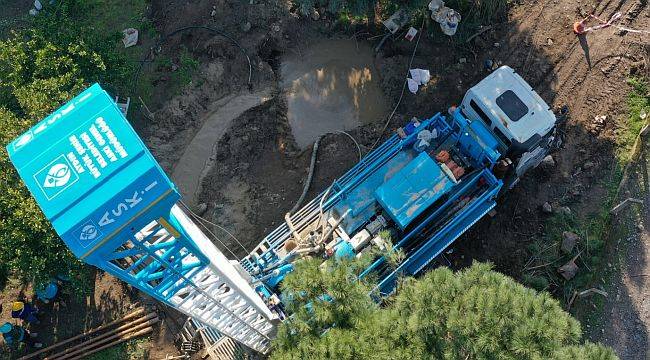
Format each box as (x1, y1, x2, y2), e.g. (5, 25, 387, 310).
(270, 261, 618, 360)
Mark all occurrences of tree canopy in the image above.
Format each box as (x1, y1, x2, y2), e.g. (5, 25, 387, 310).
(0, 0, 132, 291)
(271, 261, 617, 360)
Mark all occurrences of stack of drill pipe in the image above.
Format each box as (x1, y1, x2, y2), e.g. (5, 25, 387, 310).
(44, 313, 158, 360)
(18, 308, 157, 360)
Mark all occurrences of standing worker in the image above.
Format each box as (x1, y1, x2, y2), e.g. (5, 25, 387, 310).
(10, 301, 40, 324)
(0, 322, 43, 349)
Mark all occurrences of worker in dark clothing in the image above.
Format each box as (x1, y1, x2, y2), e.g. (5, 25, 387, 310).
(0, 322, 43, 349)
(10, 301, 40, 324)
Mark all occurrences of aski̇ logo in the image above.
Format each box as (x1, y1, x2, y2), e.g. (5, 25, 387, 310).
(98, 181, 159, 227)
(73, 220, 103, 246)
(79, 224, 99, 240)
(43, 163, 72, 188)
(34, 155, 79, 200)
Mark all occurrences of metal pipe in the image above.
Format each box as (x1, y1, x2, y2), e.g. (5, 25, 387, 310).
(67, 327, 154, 360)
(318, 209, 351, 244)
(18, 308, 147, 360)
(44, 313, 158, 360)
(284, 212, 303, 244)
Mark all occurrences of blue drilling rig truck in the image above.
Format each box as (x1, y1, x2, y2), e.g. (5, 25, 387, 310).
(7, 66, 556, 354)
(240, 65, 557, 298)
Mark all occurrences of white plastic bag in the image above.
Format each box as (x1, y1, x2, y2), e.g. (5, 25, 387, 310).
(434, 7, 461, 36)
(409, 69, 431, 85)
(407, 78, 419, 94)
(122, 28, 139, 48)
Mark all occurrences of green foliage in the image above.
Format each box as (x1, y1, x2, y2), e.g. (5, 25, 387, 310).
(0, 0, 134, 292)
(271, 261, 617, 360)
(619, 77, 650, 162)
(292, 0, 508, 39)
(174, 48, 199, 92)
(532, 78, 648, 305)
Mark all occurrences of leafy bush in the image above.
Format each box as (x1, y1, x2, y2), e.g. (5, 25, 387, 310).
(271, 261, 618, 360)
(0, 0, 133, 292)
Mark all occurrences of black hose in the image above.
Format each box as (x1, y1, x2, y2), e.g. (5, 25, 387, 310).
(133, 25, 254, 93)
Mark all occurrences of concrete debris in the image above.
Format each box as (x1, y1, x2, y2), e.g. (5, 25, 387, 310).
(122, 28, 139, 48)
(540, 155, 555, 168)
(590, 115, 607, 134)
(578, 288, 608, 298)
(196, 203, 208, 216)
(558, 259, 579, 280)
(542, 202, 553, 213)
(241, 22, 252, 32)
(561, 231, 579, 253)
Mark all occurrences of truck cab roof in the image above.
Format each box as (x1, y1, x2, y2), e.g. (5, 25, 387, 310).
(463, 66, 556, 145)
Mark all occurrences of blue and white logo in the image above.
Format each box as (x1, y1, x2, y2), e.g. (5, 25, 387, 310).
(34, 155, 79, 200)
(43, 163, 72, 188)
(73, 220, 103, 246)
(79, 224, 99, 240)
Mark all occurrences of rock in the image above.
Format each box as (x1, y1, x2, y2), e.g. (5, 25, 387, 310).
(558, 206, 571, 215)
(196, 203, 208, 216)
(558, 260, 579, 280)
(561, 231, 579, 253)
(310, 9, 320, 21)
(540, 155, 555, 168)
(547, 37, 554, 46)
(640, 110, 647, 120)
(241, 22, 252, 32)
(272, 24, 281, 32)
(542, 202, 553, 213)
(459, 57, 467, 64)
(494, 42, 500, 48)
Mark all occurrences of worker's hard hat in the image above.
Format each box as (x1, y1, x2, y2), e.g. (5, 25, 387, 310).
(0, 322, 12, 334)
(12, 301, 24, 312)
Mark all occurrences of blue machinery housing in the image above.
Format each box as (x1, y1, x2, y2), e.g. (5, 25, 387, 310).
(241, 110, 504, 296)
(6, 84, 210, 302)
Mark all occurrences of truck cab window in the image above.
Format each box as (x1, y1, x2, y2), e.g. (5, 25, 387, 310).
(470, 99, 493, 128)
(496, 90, 528, 122)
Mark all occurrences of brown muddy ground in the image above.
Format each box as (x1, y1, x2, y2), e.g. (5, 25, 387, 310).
(134, 0, 649, 357)
(2, 0, 647, 358)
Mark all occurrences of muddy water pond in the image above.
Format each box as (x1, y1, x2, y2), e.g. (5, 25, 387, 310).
(281, 39, 387, 149)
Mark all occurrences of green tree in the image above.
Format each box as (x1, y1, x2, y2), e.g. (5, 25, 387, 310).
(271, 261, 617, 360)
(0, 0, 132, 292)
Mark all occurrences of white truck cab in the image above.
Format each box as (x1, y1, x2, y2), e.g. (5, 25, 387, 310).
(460, 66, 557, 187)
